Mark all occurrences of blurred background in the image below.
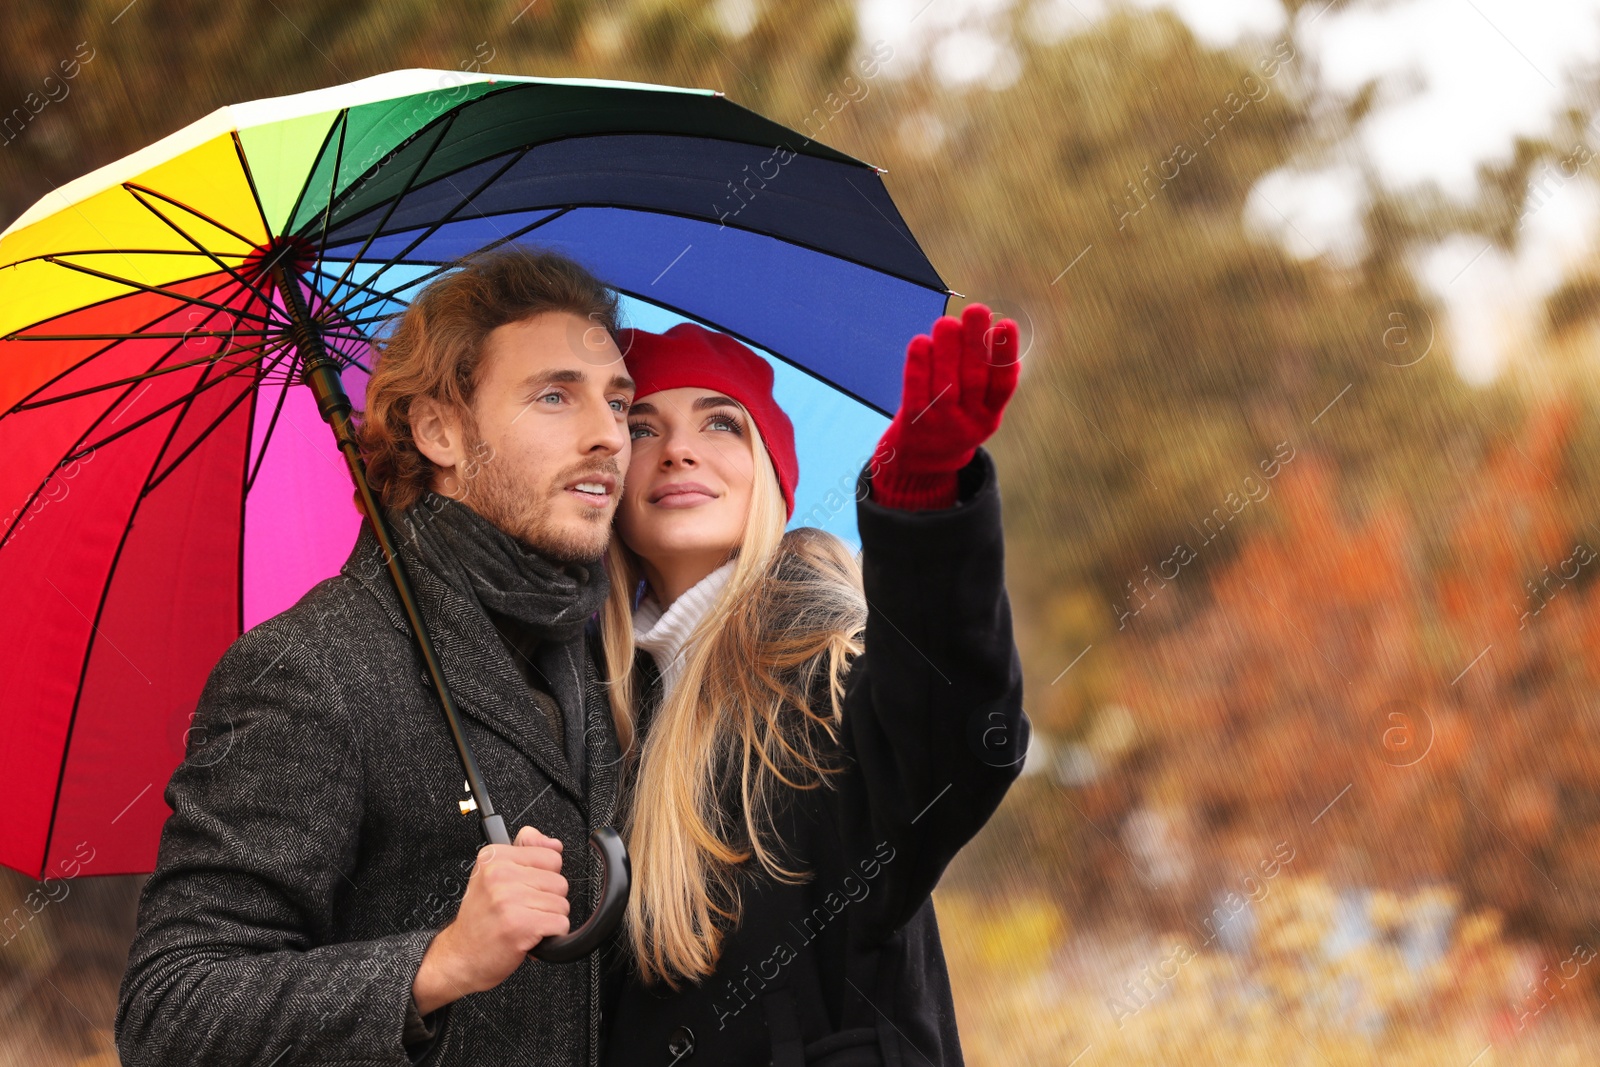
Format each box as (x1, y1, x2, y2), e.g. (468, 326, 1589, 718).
(5, 0, 1600, 1063)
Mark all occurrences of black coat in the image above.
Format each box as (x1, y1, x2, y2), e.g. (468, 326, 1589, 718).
(115, 512, 625, 1067)
(598, 447, 1029, 1067)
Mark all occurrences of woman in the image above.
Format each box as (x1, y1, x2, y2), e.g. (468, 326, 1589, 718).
(593, 304, 1028, 1066)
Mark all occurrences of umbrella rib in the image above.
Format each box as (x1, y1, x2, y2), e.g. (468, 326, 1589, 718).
(282, 303, 372, 342)
(329, 145, 534, 303)
(327, 309, 423, 328)
(121, 185, 277, 304)
(323, 348, 371, 375)
(328, 208, 573, 323)
(138, 336, 277, 491)
(37, 470, 152, 878)
(144, 341, 295, 495)
(0, 264, 265, 345)
(327, 197, 948, 307)
(304, 264, 406, 316)
(244, 349, 297, 492)
(122, 182, 260, 249)
(234, 381, 254, 641)
(307, 337, 372, 375)
(309, 272, 484, 344)
(62, 347, 279, 468)
(38, 257, 279, 327)
(2, 271, 257, 414)
(308, 110, 350, 291)
(13, 337, 284, 411)
(0, 341, 275, 554)
(6, 329, 284, 341)
(321, 111, 461, 311)
(1, 271, 273, 549)
(607, 282, 894, 417)
(230, 131, 274, 241)
(3, 249, 252, 268)
(309, 128, 864, 247)
(319, 140, 564, 246)
(306, 140, 947, 292)
(305, 99, 495, 243)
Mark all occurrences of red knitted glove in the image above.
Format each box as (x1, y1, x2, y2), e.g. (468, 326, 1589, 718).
(868, 302, 1020, 510)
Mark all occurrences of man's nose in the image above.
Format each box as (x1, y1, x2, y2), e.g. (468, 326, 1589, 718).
(583, 398, 628, 455)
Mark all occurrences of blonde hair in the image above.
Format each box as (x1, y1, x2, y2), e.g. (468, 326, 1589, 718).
(599, 413, 867, 987)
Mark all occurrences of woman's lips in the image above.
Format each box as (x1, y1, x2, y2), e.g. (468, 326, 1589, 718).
(651, 489, 715, 508)
(648, 480, 716, 508)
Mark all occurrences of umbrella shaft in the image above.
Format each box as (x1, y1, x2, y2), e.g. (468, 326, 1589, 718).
(270, 264, 508, 843)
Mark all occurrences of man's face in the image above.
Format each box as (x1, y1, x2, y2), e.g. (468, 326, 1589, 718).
(423, 310, 634, 563)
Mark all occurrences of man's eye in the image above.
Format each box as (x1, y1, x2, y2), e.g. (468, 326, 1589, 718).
(538, 392, 564, 405)
(610, 398, 632, 413)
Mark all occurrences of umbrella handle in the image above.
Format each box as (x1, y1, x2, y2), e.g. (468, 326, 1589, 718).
(480, 819, 633, 964)
(530, 826, 632, 963)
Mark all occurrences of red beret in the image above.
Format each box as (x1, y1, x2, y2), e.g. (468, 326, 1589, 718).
(615, 322, 798, 519)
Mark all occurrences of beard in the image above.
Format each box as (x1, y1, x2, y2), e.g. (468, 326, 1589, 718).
(455, 428, 617, 564)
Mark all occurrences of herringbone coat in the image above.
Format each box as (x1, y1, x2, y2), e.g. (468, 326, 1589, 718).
(115, 512, 623, 1067)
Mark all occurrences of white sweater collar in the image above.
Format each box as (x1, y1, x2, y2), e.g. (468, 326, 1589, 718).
(633, 560, 738, 702)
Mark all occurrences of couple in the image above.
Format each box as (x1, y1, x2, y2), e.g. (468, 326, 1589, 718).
(115, 247, 1029, 1067)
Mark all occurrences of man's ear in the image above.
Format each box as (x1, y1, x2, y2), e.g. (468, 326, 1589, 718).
(411, 396, 464, 475)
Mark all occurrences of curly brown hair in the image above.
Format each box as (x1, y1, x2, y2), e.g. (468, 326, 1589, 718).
(353, 246, 622, 513)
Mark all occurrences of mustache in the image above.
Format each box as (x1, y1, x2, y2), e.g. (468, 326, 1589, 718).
(552, 459, 621, 487)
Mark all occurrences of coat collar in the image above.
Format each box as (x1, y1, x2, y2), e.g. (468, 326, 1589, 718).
(341, 517, 595, 804)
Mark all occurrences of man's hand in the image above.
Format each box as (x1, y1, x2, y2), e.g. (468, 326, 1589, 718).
(412, 825, 569, 1015)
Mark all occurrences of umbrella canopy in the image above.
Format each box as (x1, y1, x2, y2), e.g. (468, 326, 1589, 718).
(0, 68, 950, 882)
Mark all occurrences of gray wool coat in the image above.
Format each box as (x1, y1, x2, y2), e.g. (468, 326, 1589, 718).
(114, 513, 623, 1067)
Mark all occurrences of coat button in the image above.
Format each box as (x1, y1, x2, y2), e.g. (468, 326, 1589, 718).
(666, 1024, 694, 1061)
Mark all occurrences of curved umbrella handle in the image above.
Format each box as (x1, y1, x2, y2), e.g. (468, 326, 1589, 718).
(529, 826, 631, 964)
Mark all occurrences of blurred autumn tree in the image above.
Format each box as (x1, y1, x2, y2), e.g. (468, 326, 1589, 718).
(849, 6, 1505, 691)
(862, 0, 1600, 965)
(1062, 396, 1600, 951)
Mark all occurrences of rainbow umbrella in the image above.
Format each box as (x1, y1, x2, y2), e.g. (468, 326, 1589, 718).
(0, 69, 951, 942)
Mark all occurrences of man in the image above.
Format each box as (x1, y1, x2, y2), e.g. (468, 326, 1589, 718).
(115, 247, 636, 1066)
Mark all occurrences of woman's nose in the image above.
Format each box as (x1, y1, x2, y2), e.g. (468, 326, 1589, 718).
(662, 434, 698, 467)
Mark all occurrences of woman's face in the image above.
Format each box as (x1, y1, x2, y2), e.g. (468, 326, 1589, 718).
(617, 386, 755, 571)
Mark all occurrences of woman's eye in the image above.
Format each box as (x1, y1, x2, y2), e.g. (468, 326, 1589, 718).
(707, 414, 742, 433)
(629, 423, 654, 440)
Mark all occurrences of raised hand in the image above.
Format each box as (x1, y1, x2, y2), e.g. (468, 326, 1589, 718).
(869, 302, 1020, 510)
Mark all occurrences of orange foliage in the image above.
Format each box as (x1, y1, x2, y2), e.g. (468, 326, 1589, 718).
(1088, 400, 1600, 942)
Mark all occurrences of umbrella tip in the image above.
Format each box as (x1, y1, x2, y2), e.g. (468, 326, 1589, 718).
(873, 166, 889, 175)
(947, 288, 967, 299)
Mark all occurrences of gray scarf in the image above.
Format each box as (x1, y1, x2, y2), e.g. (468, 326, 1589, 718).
(393, 491, 609, 789)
